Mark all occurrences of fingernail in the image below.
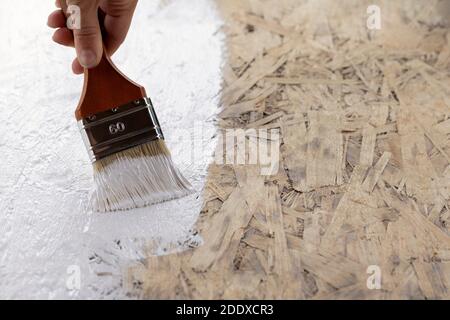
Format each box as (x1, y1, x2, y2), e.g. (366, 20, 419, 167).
(78, 50, 97, 68)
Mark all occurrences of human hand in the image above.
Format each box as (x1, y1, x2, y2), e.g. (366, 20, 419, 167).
(47, 0, 138, 74)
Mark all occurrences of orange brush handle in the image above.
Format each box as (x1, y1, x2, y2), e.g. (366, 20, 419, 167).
(76, 53, 147, 120)
(59, 0, 146, 120)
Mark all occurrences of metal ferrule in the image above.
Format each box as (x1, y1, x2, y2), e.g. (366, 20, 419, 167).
(78, 97, 164, 163)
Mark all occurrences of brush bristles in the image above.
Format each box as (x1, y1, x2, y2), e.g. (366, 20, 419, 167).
(91, 140, 193, 212)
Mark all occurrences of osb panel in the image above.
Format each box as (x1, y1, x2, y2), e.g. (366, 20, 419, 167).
(127, 0, 450, 299)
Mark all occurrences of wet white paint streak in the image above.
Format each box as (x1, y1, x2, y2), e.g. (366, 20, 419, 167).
(0, 0, 223, 299)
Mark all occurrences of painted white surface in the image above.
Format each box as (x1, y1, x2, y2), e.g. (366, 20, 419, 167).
(0, 0, 223, 299)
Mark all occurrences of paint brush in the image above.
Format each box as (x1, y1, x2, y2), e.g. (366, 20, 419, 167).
(60, 3, 193, 212)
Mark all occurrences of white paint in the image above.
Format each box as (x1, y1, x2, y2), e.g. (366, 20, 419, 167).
(0, 0, 223, 299)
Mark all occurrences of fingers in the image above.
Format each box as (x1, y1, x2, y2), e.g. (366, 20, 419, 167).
(72, 58, 84, 74)
(100, 0, 137, 55)
(48, 0, 138, 74)
(52, 28, 75, 47)
(66, 0, 103, 69)
(47, 9, 66, 28)
(48, 9, 74, 47)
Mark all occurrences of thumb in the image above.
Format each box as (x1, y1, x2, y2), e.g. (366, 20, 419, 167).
(66, 0, 103, 69)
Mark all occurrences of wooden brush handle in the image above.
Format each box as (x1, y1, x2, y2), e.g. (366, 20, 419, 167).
(59, 0, 146, 120)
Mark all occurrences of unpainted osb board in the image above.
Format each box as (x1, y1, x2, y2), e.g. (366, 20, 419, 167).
(128, 0, 450, 299)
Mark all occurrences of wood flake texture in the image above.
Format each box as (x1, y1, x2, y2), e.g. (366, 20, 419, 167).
(128, 0, 450, 299)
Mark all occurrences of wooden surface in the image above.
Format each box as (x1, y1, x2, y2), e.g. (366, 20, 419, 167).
(127, 0, 450, 299)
